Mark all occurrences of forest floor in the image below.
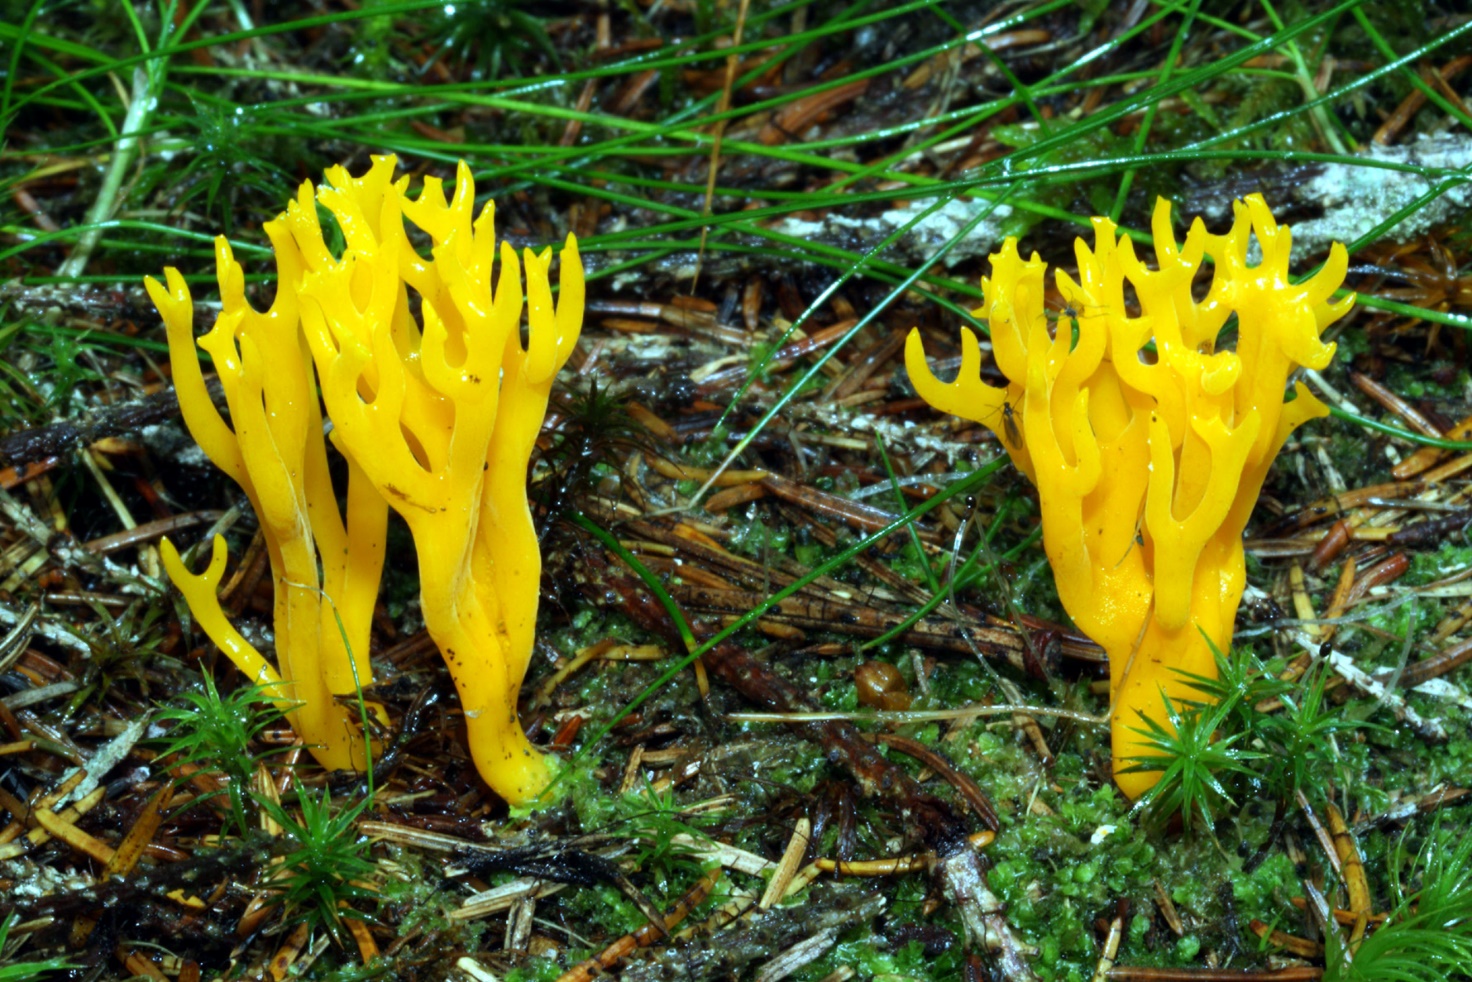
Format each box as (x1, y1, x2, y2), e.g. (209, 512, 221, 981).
(2, 1, 1472, 980)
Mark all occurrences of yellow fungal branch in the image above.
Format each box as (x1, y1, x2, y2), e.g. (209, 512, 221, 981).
(147, 225, 388, 772)
(148, 156, 581, 805)
(284, 156, 584, 806)
(906, 195, 1352, 798)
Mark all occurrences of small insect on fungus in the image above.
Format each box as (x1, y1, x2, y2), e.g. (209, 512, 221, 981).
(1114, 510, 1147, 568)
(999, 400, 1022, 449)
(979, 400, 1023, 450)
(1045, 297, 1101, 351)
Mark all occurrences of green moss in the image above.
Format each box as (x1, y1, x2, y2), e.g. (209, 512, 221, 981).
(1424, 707, 1472, 786)
(562, 881, 648, 938)
(1336, 329, 1371, 363)
(305, 957, 394, 982)
(798, 920, 963, 981)
(752, 740, 829, 796)
(1234, 851, 1298, 913)
(373, 846, 489, 958)
(940, 754, 1329, 978)
(1312, 417, 1392, 491)
(1384, 359, 1469, 402)
(889, 540, 936, 586)
(505, 960, 566, 982)
(926, 659, 993, 705)
(823, 673, 860, 712)
(684, 424, 732, 468)
(728, 516, 793, 559)
(794, 541, 826, 567)
(1363, 594, 1420, 639)
(1406, 541, 1472, 587)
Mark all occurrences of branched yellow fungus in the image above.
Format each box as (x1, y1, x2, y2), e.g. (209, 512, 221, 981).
(149, 157, 581, 805)
(147, 225, 388, 772)
(281, 156, 583, 806)
(906, 195, 1353, 797)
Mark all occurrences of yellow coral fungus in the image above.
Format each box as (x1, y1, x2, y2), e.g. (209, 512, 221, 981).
(286, 155, 583, 806)
(148, 227, 388, 772)
(150, 156, 583, 806)
(906, 195, 1352, 798)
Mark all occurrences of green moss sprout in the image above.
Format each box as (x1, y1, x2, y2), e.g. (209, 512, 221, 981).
(256, 785, 379, 949)
(152, 674, 291, 834)
(1123, 690, 1263, 834)
(1325, 820, 1472, 982)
